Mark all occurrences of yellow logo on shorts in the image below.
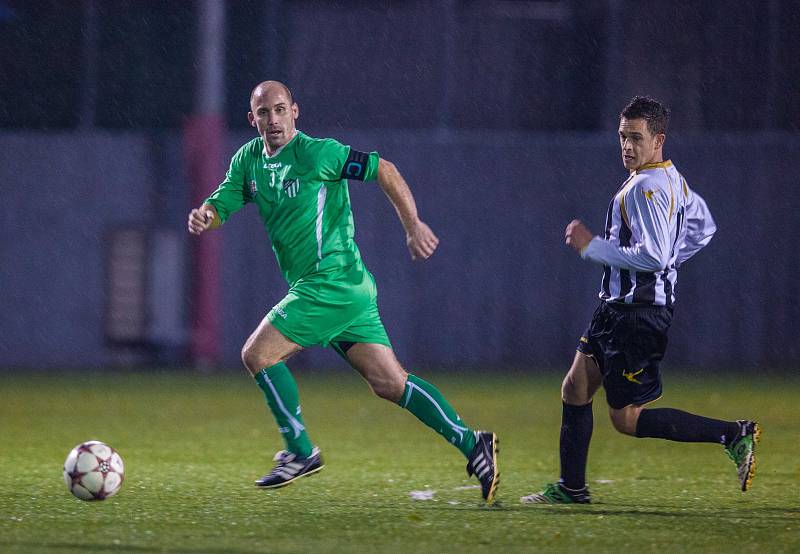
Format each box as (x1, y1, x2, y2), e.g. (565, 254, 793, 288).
(622, 368, 645, 384)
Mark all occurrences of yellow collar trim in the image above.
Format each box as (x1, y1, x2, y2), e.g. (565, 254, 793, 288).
(637, 160, 672, 172)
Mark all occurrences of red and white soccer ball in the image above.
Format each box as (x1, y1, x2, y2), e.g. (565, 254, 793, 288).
(63, 440, 125, 501)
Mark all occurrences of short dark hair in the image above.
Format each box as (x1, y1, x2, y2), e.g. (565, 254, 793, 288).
(620, 96, 669, 136)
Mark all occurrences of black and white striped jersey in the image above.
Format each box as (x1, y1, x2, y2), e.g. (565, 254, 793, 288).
(581, 160, 716, 306)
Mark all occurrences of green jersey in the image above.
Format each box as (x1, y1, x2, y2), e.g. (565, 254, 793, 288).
(205, 131, 380, 285)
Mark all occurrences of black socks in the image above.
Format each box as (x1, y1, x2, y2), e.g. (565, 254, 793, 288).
(635, 408, 740, 444)
(560, 401, 594, 490)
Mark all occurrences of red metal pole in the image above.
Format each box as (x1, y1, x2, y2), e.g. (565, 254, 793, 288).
(185, 0, 226, 367)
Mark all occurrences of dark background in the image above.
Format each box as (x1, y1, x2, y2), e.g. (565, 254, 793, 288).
(1, 0, 798, 371)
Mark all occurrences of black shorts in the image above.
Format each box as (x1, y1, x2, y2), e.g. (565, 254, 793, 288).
(577, 301, 673, 409)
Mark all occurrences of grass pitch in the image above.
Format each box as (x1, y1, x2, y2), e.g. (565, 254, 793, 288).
(0, 370, 798, 552)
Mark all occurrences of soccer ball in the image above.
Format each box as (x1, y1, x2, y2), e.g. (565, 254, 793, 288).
(63, 440, 125, 501)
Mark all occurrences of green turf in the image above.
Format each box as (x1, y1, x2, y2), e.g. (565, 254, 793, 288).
(0, 370, 798, 552)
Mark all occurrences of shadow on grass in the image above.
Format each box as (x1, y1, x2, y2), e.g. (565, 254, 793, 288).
(407, 501, 800, 520)
(0, 541, 254, 554)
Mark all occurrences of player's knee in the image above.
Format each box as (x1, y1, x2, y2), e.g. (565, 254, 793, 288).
(370, 380, 404, 403)
(240, 344, 277, 375)
(609, 414, 632, 435)
(561, 374, 584, 404)
(609, 406, 641, 436)
(367, 375, 405, 403)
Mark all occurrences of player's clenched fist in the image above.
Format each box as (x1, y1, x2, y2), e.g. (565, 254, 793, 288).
(406, 220, 439, 261)
(188, 207, 215, 235)
(565, 219, 594, 252)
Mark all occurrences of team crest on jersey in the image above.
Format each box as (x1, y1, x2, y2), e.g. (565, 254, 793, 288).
(282, 178, 300, 198)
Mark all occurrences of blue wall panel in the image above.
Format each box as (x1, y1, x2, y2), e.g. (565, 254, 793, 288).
(1, 131, 798, 371)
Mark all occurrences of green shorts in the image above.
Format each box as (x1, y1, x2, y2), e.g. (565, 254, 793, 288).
(267, 261, 391, 350)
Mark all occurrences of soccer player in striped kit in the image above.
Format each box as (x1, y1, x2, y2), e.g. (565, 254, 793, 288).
(188, 81, 498, 503)
(521, 96, 759, 504)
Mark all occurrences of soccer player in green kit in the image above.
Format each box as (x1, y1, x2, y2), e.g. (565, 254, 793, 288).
(187, 81, 499, 503)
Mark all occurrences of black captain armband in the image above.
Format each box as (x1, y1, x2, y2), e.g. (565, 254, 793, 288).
(340, 149, 370, 181)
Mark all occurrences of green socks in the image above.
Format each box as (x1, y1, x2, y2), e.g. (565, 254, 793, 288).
(254, 363, 313, 458)
(255, 368, 475, 460)
(399, 374, 476, 457)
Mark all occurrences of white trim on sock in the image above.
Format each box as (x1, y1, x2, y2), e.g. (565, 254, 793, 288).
(407, 381, 469, 441)
(263, 372, 306, 439)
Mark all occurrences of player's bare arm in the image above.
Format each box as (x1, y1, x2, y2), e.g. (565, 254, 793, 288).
(187, 203, 221, 235)
(376, 158, 439, 261)
(565, 219, 593, 253)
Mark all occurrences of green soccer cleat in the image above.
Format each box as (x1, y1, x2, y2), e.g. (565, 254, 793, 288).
(520, 482, 591, 504)
(724, 420, 761, 492)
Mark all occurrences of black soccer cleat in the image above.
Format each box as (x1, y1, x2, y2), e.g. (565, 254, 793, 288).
(255, 446, 324, 489)
(466, 431, 499, 504)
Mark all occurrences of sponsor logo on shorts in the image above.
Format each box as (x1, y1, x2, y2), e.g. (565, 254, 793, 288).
(274, 306, 288, 319)
(622, 367, 645, 384)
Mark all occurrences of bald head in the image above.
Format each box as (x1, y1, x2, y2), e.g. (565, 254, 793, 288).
(248, 80, 299, 155)
(250, 81, 294, 106)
